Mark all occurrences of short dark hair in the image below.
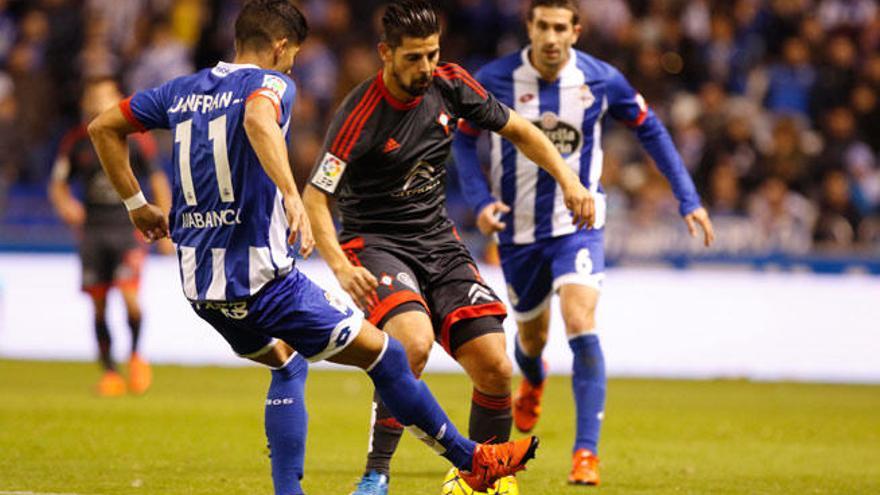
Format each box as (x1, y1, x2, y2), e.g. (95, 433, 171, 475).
(381, 0, 440, 48)
(527, 0, 580, 26)
(235, 0, 309, 51)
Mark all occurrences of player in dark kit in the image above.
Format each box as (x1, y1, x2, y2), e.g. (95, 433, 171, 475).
(49, 77, 172, 397)
(303, 2, 595, 493)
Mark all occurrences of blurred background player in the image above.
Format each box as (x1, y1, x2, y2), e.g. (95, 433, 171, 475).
(302, 2, 594, 494)
(453, 0, 715, 486)
(48, 77, 172, 397)
(87, 1, 538, 493)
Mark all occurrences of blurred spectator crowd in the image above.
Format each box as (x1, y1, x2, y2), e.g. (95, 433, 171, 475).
(0, 0, 878, 257)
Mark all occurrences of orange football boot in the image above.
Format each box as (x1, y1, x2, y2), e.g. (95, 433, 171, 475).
(513, 376, 545, 433)
(96, 370, 126, 397)
(568, 449, 600, 486)
(459, 436, 539, 492)
(128, 353, 153, 395)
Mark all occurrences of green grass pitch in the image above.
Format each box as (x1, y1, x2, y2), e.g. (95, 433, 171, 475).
(1, 360, 878, 494)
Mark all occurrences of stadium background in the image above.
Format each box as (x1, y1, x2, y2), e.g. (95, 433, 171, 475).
(0, 1, 879, 494)
(0, 0, 879, 261)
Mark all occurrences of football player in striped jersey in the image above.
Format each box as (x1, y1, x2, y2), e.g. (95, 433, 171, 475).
(453, 0, 715, 485)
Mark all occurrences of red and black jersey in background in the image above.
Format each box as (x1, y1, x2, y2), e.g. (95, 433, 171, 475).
(309, 63, 510, 238)
(52, 125, 159, 230)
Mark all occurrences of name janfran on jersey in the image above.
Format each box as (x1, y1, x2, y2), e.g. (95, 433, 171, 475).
(168, 91, 235, 114)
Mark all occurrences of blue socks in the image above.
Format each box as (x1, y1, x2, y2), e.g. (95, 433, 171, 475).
(265, 353, 309, 495)
(569, 333, 606, 454)
(514, 333, 546, 386)
(367, 336, 476, 469)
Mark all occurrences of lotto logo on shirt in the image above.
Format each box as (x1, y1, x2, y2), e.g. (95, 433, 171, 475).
(311, 153, 347, 194)
(262, 74, 288, 100)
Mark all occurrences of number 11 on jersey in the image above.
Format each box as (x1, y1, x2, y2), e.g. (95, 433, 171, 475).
(175, 116, 235, 206)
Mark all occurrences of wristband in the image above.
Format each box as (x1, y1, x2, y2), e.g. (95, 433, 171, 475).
(123, 191, 148, 211)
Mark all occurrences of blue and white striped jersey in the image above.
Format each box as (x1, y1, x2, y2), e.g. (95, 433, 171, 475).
(122, 62, 297, 301)
(454, 48, 701, 245)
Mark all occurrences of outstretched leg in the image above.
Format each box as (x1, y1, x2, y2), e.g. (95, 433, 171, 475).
(330, 321, 538, 492)
(360, 310, 434, 488)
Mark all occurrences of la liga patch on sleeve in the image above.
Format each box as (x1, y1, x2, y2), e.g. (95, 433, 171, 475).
(262, 74, 288, 100)
(311, 153, 347, 194)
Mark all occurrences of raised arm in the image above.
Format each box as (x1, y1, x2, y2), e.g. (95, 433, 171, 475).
(243, 95, 314, 257)
(302, 184, 377, 310)
(631, 111, 714, 246)
(498, 110, 595, 229)
(606, 67, 714, 246)
(88, 106, 168, 242)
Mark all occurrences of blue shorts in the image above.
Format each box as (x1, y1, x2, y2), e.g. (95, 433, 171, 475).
(498, 229, 605, 322)
(191, 269, 364, 362)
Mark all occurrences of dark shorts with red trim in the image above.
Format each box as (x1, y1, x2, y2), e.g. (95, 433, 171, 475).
(340, 226, 507, 355)
(79, 227, 145, 298)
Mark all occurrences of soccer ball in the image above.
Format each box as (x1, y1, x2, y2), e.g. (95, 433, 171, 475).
(440, 468, 519, 495)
